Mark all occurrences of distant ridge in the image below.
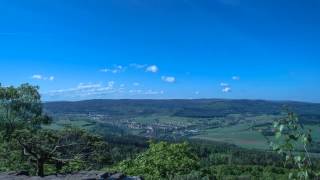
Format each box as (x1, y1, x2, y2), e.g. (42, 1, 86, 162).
(44, 99, 320, 124)
(44, 98, 319, 104)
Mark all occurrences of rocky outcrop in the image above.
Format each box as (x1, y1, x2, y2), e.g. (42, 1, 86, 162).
(0, 171, 143, 180)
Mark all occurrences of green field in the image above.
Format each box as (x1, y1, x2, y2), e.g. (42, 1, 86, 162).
(192, 123, 270, 149)
(134, 115, 196, 127)
(192, 123, 320, 150)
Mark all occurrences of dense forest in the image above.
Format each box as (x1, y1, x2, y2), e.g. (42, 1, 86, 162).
(1, 84, 320, 179)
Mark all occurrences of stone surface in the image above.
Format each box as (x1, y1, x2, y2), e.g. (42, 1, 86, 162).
(0, 171, 143, 180)
(108, 173, 125, 180)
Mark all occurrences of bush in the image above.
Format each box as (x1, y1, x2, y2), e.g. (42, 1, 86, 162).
(112, 141, 199, 179)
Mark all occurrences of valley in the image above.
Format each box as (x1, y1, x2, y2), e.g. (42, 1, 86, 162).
(44, 99, 320, 151)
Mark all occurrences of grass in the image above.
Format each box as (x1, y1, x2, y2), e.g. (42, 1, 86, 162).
(305, 124, 320, 140)
(44, 117, 95, 130)
(134, 115, 196, 127)
(191, 123, 270, 149)
(192, 122, 320, 150)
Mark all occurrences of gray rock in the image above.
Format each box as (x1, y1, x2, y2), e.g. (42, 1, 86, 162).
(122, 176, 143, 180)
(16, 171, 29, 176)
(107, 173, 125, 180)
(0, 171, 143, 180)
(99, 172, 112, 179)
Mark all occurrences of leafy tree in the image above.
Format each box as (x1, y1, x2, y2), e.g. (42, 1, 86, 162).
(270, 110, 316, 179)
(0, 84, 51, 176)
(0, 84, 110, 176)
(113, 141, 200, 179)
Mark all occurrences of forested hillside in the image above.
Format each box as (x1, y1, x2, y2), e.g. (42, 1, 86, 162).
(44, 99, 320, 121)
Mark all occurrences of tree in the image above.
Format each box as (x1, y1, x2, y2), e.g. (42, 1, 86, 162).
(270, 110, 315, 179)
(0, 84, 51, 138)
(113, 141, 200, 179)
(0, 84, 51, 176)
(0, 84, 111, 176)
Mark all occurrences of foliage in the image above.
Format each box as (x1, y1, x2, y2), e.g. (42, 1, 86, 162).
(0, 84, 51, 176)
(207, 165, 290, 179)
(170, 171, 210, 180)
(271, 110, 317, 179)
(0, 84, 110, 176)
(112, 141, 200, 179)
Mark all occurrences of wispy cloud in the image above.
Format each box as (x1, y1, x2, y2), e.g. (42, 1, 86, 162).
(220, 82, 229, 87)
(232, 76, 240, 80)
(47, 82, 117, 97)
(130, 63, 147, 69)
(129, 89, 143, 94)
(133, 82, 140, 86)
(32, 75, 43, 80)
(77, 83, 102, 89)
(100, 65, 126, 74)
(220, 82, 231, 93)
(46, 81, 164, 98)
(32, 74, 55, 81)
(128, 89, 164, 95)
(145, 90, 164, 95)
(146, 65, 159, 73)
(161, 76, 176, 83)
(222, 87, 232, 93)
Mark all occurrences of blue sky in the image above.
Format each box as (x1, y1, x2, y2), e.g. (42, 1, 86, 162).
(0, 0, 319, 102)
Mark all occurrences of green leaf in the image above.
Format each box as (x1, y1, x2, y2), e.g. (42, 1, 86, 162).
(288, 172, 294, 179)
(279, 125, 284, 132)
(294, 156, 301, 163)
(275, 132, 282, 139)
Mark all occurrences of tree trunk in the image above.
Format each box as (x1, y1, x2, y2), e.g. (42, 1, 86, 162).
(55, 161, 63, 174)
(36, 160, 44, 177)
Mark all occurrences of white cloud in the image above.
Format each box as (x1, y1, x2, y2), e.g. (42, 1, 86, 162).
(220, 82, 229, 87)
(232, 76, 240, 80)
(144, 90, 164, 95)
(47, 82, 122, 98)
(77, 83, 102, 89)
(133, 82, 140, 86)
(146, 65, 159, 73)
(128, 89, 164, 95)
(32, 74, 43, 80)
(161, 76, 176, 83)
(108, 81, 115, 87)
(100, 65, 126, 74)
(130, 63, 147, 69)
(46, 81, 165, 99)
(32, 74, 54, 81)
(222, 87, 232, 93)
(220, 82, 232, 93)
(129, 89, 143, 94)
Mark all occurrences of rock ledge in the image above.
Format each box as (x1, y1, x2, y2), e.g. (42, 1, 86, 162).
(0, 171, 143, 180)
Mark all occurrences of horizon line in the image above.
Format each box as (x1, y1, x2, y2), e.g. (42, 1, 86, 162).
(42, 98, 320, 104)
